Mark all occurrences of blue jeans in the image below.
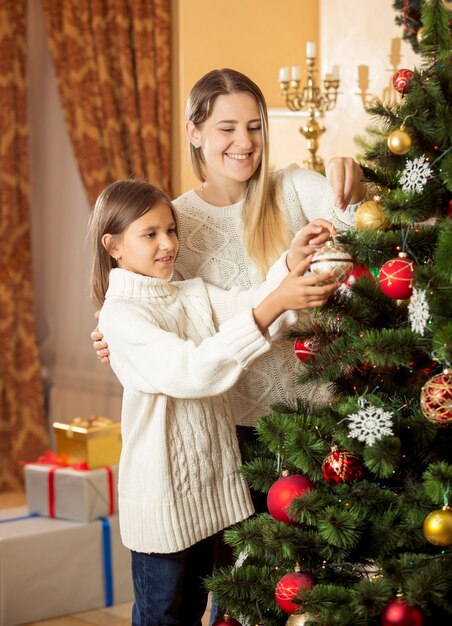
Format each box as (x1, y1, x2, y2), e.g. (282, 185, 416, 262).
(131, 534, 216, 626)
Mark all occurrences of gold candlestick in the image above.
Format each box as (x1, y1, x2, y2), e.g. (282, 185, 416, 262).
(279, 56, 340, 173)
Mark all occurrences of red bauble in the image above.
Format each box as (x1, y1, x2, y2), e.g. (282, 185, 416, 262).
(379, 253, 415, 299)
(344, 264, 372, 288)
(212, 614, 242, 626)
(392, 69, 414, 94)
(322, 446, 363, 485)
(381, 599, 424, 626)
(420, 371, 452, 425)
(267, 474, 315, 524)
(294, 337, 320, 362)
(448, 198, 452, 218)
(275, 571, 315, 614)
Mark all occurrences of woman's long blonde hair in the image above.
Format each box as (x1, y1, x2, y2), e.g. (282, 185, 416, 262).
(88, 180, 177, 308)
(186, 68, 289, 276)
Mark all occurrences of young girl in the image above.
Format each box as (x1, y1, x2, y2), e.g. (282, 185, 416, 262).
(89, 179, 339, 626)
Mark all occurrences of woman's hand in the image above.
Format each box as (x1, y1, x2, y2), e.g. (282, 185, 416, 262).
(91, 312, 110, 364)
(286, 219, 335, 271)
(325, 157, 366, 210)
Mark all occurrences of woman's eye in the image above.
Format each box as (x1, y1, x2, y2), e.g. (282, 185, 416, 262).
(220, 128, 234, 133)
(168, 228, 177, 234)
(145, 232, 156, 238)
(249, 126, 261, 132)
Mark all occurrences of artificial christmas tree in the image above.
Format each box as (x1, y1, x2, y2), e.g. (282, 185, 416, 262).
(207, 2, 451, 624)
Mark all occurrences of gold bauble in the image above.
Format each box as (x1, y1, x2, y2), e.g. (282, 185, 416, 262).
(286, 615, 308, 626)
(416, 26, 425, 45)
(354, 200, 390, 233)
(387, 128, 412, 155)
(423, 506, 452, 546)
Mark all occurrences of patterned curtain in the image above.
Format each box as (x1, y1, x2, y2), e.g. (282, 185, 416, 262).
(41, 0, 172, 205)
(0, 0, 49, 490)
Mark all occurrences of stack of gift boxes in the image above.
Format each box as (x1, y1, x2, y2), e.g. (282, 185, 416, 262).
(0, 417, 133, 626)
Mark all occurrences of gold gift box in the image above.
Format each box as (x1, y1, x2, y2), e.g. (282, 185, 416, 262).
(52, 416, 122, 469)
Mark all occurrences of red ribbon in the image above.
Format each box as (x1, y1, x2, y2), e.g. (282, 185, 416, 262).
(103, 465, 115, 515)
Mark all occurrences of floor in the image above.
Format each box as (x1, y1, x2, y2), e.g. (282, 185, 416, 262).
(0, 491, 211, 626)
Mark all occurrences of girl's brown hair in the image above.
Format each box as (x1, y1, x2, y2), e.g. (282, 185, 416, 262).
(186, 68, 289, 276)
(88, 180, 177, 307)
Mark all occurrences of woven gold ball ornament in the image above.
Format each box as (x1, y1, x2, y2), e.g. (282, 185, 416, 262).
(420, 370, 452, 425)
(387, 125, 412, 155)
(310, 240, 354, 283)
(354, 199, 390, 233)
(416, 26, 425, 44)
(423, 506, 452, 546)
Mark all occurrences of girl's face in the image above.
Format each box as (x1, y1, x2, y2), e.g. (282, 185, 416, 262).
(111, 203, 179, 279)
(190, 92, 263, 186)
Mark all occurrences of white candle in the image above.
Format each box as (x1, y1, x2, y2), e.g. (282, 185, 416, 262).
(279, 66, 290, 82)
(291, 65, 301, 80)
(306, 40, 316, 59)
(332, 64, 340, 80)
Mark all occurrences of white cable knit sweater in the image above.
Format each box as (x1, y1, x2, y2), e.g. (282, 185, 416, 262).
(99, 257, 293, 554)
(173, 164, 358, 426)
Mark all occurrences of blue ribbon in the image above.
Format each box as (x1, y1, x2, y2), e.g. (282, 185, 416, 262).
(0, 513, 39, 524)
(99, 517, 114, 606)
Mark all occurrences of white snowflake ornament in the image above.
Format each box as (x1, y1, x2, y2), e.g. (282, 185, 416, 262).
(348, 398, 394, 446)
(408, 286, 430, 336)
(234, 549, 249, 569)
(399, 155, 433, 193)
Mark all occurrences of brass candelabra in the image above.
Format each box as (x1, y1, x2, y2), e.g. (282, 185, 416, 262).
(279, 43, 340, 172)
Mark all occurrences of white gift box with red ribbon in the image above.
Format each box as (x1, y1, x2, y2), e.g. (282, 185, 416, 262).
(0, 507, 133, 626)
(24, 463, 118, 522)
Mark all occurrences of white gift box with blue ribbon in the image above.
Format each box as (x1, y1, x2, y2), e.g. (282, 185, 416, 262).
(0, 507, 133, 626)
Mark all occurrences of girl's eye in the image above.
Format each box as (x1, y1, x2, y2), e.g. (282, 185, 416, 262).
(145, 232, 156, 238)
(249, 126, 261, 132)
(168, 228, 177, 235)
(220, 128, 234, 133)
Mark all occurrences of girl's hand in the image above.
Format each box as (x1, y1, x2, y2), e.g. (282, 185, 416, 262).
(252, 257, 339, 334)
(286, 219, 335, 271)
(278, 256, 339, 311)
(91, 313, 110, 364)
(325, 157, 366, 210)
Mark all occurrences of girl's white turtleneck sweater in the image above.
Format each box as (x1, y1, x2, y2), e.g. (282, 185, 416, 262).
(99, 257, 294, 554)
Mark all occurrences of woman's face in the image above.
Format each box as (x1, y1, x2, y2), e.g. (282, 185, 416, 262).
(194, 92, 263, 186)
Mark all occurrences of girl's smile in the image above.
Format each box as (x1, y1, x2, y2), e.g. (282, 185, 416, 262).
(110, 202, 179, 279)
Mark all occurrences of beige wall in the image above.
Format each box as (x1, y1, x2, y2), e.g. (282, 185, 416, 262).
(171, 0, 319, 195)
(172, 0, 421, 191)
